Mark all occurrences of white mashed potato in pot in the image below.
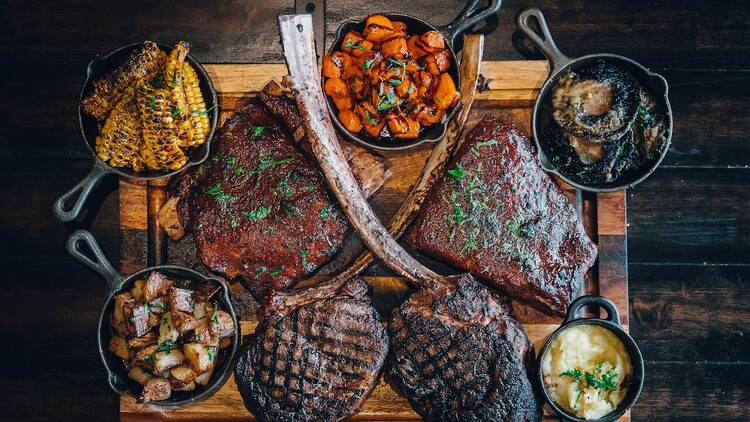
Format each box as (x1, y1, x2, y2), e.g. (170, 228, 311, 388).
(542, 324, 632, 420)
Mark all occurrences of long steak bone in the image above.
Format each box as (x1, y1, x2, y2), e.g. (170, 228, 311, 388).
(279, 15, 543, 421)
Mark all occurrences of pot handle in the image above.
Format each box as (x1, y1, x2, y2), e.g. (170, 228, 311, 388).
(66, 229, 125, 292)
(53, 160, 112, 222)
(517, 7, 571, 73)
(564, 295, 622, 327)
(440, 0, 502, 49)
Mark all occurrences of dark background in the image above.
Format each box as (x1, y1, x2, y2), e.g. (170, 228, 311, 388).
(1, 1, 748, 420)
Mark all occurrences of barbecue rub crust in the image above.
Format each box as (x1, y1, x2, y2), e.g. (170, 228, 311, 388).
(407, 116, 598, 316)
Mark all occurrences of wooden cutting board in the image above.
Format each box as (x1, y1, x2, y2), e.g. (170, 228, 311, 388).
(117, 60, 629, 421)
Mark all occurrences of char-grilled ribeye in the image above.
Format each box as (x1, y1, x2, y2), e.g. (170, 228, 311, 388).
(407, 116, 597, 316)
(234, 277, 388, 421)
(386, 274, 542, 421)
(171, 99, 350, 298)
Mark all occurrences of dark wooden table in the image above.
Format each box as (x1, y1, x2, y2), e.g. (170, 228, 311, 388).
(1, 1, 748, 421)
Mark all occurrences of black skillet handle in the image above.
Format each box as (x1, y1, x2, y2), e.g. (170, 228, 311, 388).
(439, 0, 502, 49)
(66, 229, 125, 292)
(564, 295, 622, 327)
(517, 7, 571, 73)
(53, 160, 113, 222)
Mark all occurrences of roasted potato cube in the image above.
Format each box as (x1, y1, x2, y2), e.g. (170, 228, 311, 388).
(145, 272, 173, 302)
(192, 283, 221, 303)
(113, 292, 134, 325)
(127, 331, 158, 349)
(183, 343, 215, 374)
(108, 335, 130, 360)
(173, 381, 196, 392)
(130, 279, 146, 302)
(194, 367, 214, 386)
(159, 312, 179, 345)
(135, 344, 159, 369)
(127, 365, 153, 385)
(173, 310, 199, 334)
(209, 310, 235, 339)
(169, 364, 197, 389)
(154, 347, 185, 373)
(168, 287, 194, 314)
(140, 377, 171, 403)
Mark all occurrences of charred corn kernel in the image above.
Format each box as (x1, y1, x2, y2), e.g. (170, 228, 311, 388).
(136, 81, 187, 171)
(82, 41, 166, 121)
(165, 41, 189, 120)
(181, 62, 210, 147)
(95, 86, 144, 171)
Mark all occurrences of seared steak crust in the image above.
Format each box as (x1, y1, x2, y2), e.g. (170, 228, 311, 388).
(407, 116, 597, 315)
(234, 277, 388, 421)
(386, 274, 542, 421)
(172, 100, 350, 298)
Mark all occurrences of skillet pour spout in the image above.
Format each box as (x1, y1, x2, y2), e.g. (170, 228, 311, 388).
(66, 230, 239, 407)
(324, 0, 501, 150)
(517, 7, 672, 192)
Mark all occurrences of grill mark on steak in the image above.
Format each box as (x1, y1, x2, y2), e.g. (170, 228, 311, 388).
(407, 115, 598, 316)
(234, 277, 388, 421)
(170, 99, 350, 298)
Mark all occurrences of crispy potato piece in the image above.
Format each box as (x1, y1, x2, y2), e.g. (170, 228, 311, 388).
(135, 344, 159, 370)
(339, 109, 363, 133)
(140, 377, 171, 403)
(145, 272, 173, 302)
(168, 287, 194, 313)
(127, 366, 153, 385)
(433, 73, 459, 110)
(159, 312, 179, 345)
(172, 310, 199, 334)
(322, 54, 342, 79)
(125, 303, 152, 338)
(424, 49, 451, 76)
(108, 335, 130, 360)
(128, 331, 158, 349)
(130, 279, 146, 302)
(169, 364, 197, 388)
(183, 343, 215, 374)
(195, 367, 214, 386)
(148, 295, 168, 314)
(381, 37, 408, 60)
(173, 381, 197, 392)
(208, 310, 235, 339)
(154, 348, 185, 373)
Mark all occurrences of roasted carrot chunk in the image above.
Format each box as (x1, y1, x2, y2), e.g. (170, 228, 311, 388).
(339, 109, 364, 133)
(433, 73, 459, 110)
(322, 54, 342, 79)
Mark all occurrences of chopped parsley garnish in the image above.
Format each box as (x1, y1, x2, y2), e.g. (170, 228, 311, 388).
(269, 265, 285, 276)
(254, 266, 268, 279)
(234, 165, 244, 174)
(388, 78, 402, 86)
(364, 110, 377, 125)
(387, 57, 405, 67)
(156, 340, 174, 354)
(560, 368, 583, 382)
(207, 346, 217, 361)
(319, 206, 332, 220)
(299, 249, 309, 267)
(171, 69, 179, 86)
(249, 156, 294, 175)
(211, 307, 219, 324)
(147, 96, 155, 109)
(242, 206, 272, 221)
(226, 156, 237, 166)
(343, 39, 367, 52)
(149, 300, 167, 310)
(447, 163, 466, 181)
(449, 204, 466, 224)
(203, 182, 237, 204)
(476, 139, 498, 148)
(251, 125, 265, 140)
(362, 58, 376, 70)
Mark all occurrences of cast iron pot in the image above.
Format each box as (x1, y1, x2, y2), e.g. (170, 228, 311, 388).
(517, 7, 672, 192)
(53, 41, 219, 222)
(325, 0, 501, 150)
(536, 295, 645, 422)
(66, 230, 239, 407)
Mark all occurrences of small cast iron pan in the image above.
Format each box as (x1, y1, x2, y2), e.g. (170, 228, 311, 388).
(53, 41, 219, 222)
(518, 8, 672, 192)
(536, 295, 645, 422)
(66, 230, 239, 407)
(325, 0, 501, 150)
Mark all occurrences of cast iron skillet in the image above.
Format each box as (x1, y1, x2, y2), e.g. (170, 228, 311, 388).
(53, 42, 219, 222)
(325, 0, 501, 150)
(66, 230, 239, 407)
(536, 295, 645, 422)
(518, 8, 672, 192)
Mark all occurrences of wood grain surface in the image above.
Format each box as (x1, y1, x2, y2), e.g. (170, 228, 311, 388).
(2, 1, 748, 421)
(116, 61, 628, 421)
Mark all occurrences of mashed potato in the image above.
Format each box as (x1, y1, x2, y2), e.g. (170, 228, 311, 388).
(542, 324, 632, 419)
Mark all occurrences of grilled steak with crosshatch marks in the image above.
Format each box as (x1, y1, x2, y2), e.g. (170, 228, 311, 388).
(170, 99, 350, 299)
(234, 277, 388, 421)
(386, 274, 542, 421)
(407, 115, 598, 316)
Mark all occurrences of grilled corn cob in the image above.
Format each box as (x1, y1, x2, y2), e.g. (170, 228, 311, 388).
(136, 81, 187, 171)
(82, 41, 166, 121)
(165, 41, 189, 119)
(180, 62, 210, 147)
(95, 86, 144, 171)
